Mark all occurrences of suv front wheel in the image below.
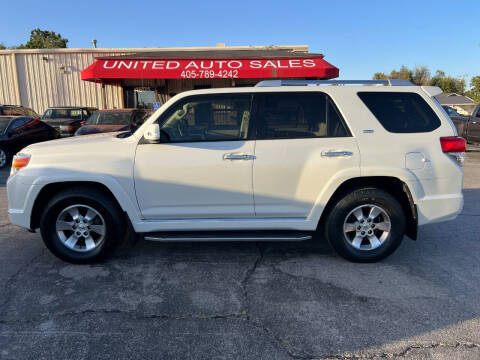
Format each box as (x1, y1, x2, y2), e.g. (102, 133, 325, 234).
(40, 187, 125, 263)
(325, 188, 406, 263)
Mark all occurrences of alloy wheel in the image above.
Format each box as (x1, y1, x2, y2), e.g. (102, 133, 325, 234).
(56, 204, 106, 252)
(343, 204, 391, 251)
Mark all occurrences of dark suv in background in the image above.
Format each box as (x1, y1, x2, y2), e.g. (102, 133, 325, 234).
(41, 107, 97, 137)
(0, 105, 40, 118)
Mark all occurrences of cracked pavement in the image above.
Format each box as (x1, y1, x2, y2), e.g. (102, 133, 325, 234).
(0, 150, 479, 359)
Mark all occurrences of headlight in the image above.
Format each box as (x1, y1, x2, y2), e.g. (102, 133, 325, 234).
(12, 153, 31, 172)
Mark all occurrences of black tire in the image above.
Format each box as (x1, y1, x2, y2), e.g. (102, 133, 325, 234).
(40, 186, 125, 264)
(0, 147, 9, 169)
(324, 188, 406, 263)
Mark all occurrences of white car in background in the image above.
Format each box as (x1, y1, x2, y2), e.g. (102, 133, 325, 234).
(7, 80, 465, 263)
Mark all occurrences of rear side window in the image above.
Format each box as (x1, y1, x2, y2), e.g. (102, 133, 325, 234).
(3, 106, 24, 116)
(254, 92, 349, 140)
(358, 92, 441, 133)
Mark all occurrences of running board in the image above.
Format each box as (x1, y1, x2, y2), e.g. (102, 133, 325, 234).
(143, 231, 312, 242)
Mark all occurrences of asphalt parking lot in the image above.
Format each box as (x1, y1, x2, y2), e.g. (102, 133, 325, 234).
(0, 150, 479, 360)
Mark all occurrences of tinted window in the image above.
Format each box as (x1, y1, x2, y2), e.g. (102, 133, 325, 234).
(442, 106, 461, 117)
(0, 118, 11, 134)
(10, 118, 26, 130)
(25, 108, 39, 118)
(3, 106, 24, 116)
(254, 92, 349, 139)
(134, 111, 148, 125)
(159, 94, 252, 142)
(43, 108, 82, 119)
(358, 92, 441, 133)
(86, 112, 132, 125)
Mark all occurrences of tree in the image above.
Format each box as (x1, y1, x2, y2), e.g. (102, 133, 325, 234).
(412, 66, 431, 86)
(373, 72, 389, 80)
(372, 65, 417, 83)
(16, 29, 68, 49)
(429, 70, 465, 95)
(0, 43, 6, 50)
(465, 76, 480, 103)
(373, 67, 468, 94)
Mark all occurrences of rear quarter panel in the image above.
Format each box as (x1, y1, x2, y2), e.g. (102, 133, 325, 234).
(324, 86, 462, 206)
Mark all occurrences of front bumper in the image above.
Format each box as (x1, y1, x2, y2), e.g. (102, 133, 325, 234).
(6, 174, 40, 230)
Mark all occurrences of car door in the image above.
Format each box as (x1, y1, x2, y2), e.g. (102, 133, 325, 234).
(252, 92, 360, 218)
(7, 118, 28, 153)
(469, 113, 480, 142)
(134, 93, 255, 220)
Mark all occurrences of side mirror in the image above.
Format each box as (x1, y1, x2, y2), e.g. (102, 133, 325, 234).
(144, 123, 160, 143)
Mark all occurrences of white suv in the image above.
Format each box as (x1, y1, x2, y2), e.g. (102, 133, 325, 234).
(7, 80, 465, 263)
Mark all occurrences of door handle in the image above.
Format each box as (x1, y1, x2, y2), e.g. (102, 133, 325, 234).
(223, 153, 256, 160)
(321, 151, 353, 158)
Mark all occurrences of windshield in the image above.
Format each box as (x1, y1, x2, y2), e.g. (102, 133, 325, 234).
(0, 118, 11, 134)
(86, 112, 132, 125)
(442, 106, 461, 117)
(43, 108, 83, 120)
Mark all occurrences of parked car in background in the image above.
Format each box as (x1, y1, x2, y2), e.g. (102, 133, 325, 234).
(41, 107, 97, 137)
(0, 105, 40, 118)
(443, 104, 480, 144)
(75, 109, 151, 136)
(0, 116, 58, 168)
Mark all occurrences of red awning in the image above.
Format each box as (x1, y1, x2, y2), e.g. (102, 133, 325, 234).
(81, 55, 339, 81)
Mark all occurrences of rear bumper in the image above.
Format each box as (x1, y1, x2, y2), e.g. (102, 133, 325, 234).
(416, 193, 464, 226)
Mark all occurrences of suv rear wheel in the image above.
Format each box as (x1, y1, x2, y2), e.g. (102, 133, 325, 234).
(40, 187, 125, 264)
(325, 188, 406, 263)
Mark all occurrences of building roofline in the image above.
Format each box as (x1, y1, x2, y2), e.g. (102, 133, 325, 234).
(0, 44, 309, 55)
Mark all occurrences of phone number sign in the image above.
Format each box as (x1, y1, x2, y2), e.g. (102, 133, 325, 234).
(81, 57, 339, 80)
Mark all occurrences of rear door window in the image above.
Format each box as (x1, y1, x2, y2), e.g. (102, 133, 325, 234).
(253, 92, 349, 139)
(357, 92, 441, 133)
(3, 106, 24, 116)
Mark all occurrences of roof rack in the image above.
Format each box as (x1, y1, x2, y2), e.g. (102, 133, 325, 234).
(255, 79, 414, 87)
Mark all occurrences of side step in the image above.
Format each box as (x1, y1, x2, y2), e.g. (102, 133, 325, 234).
(143, 231, 313, 242)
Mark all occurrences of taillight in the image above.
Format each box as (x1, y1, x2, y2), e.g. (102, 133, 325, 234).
(60, 125, 74, 132)
(440, 136, 466, 166)
(12, 153, 31, 171)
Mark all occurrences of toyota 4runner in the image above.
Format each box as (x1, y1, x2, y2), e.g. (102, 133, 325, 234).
(7, 80, 465, 263)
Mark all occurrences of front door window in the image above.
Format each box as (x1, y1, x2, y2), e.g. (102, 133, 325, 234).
(159, 94, 252, 142)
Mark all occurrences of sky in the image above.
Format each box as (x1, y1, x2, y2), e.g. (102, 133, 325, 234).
(1, 0, 479, 84)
